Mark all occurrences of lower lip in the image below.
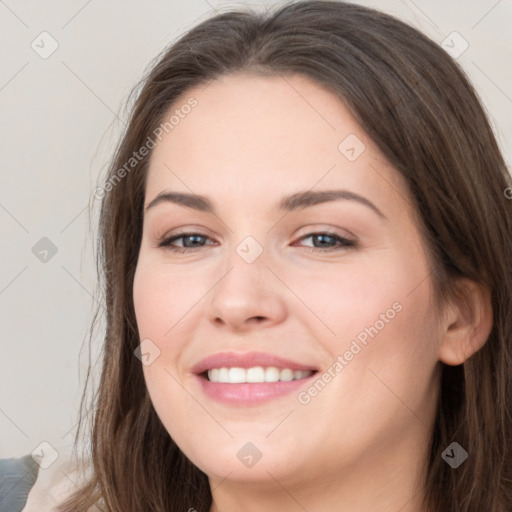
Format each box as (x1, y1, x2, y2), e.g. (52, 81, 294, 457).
(194, 373, 318, 406)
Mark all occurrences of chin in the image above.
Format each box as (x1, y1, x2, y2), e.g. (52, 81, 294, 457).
(180, 440, 297, 484)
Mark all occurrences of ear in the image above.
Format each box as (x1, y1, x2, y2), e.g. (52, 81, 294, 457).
(438, 278, 493, 366)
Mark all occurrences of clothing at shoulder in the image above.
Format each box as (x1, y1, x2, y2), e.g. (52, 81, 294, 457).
(1, 442, 100, 512)
(0, 453, 39, 512)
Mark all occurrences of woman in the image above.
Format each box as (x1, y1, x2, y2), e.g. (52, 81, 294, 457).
(14, 0, 512, 511)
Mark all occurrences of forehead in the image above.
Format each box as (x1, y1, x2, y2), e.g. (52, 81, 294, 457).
(149, 71, 360, 164)
(145, 72, 408, 213)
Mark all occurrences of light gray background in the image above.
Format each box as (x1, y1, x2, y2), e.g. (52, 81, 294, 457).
(1, 0, 511, 458)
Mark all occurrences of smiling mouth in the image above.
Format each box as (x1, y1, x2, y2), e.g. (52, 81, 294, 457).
(201, 367, 318, 384)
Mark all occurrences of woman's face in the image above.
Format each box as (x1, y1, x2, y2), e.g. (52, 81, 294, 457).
(133, 72, 444, 493)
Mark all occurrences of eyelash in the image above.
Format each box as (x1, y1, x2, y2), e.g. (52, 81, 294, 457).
(157, 231, 357, 253)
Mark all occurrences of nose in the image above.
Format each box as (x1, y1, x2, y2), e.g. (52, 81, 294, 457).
(206, 257, 287, 333)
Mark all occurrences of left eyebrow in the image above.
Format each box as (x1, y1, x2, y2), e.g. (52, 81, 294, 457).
(278, 189, 386, 219)
(144, 188, 386, 220)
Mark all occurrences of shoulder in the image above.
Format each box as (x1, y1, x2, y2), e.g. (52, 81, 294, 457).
(2, 442, 100, 512)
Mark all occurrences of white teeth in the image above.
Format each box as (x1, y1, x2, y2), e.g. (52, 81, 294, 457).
(265, 367, 280, 382)
(228, 367, 246, 383)
(280, 368, 294, 381)
(246, 367, 265, 382)
(206, 366, 314, 383)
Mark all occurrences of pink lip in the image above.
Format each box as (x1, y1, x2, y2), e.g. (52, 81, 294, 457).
(194, 374, 318, 406)
(190, 351, 319, 406)
(190, 351, 318, 374)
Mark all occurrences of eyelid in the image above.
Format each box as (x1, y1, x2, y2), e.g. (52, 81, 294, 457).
(155, 224, 214, 241)
(295, 224, 356, 240)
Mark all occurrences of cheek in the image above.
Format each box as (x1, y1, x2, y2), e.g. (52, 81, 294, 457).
(133, 259, 200, 340)
(293, 247, 439, 399)
(133, 263, 204, 455)
(286, 252, 432, 348)
(292, 267, 439, 449)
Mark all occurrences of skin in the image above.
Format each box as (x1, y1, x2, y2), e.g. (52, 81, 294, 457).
(132, 72, 492, 512)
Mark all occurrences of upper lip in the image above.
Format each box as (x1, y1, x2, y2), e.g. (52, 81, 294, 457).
(191, 351, 319, 374)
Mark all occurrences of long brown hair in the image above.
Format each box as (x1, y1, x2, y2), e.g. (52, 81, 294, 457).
(59, 1, 512, 510)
